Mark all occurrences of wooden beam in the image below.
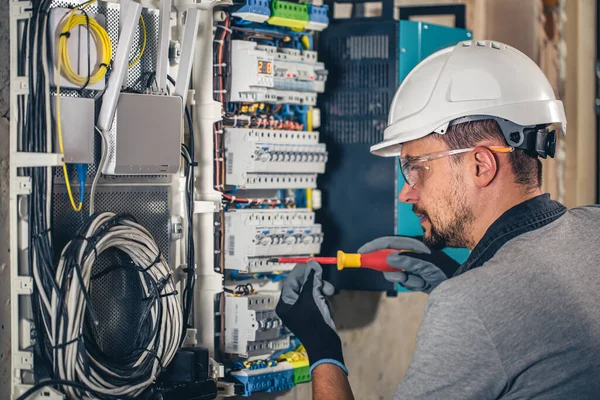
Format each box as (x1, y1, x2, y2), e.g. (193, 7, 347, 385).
(564, 0, 597, 207)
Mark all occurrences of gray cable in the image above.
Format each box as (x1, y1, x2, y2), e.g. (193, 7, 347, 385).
(48, 212, 182, 398)
(89, 127, 108, 215)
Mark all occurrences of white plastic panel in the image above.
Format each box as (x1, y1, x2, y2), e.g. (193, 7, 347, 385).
(225, 209, 323, 271)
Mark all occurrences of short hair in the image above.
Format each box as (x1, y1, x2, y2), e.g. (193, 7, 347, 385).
(436, 119, 542, 191)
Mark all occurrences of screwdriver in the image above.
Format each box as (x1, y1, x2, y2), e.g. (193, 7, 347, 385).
(271, 249, 410, 273)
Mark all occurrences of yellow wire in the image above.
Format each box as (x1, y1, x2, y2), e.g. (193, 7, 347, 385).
(128, 15, 146, 68)
(57, 1, 111, 212)
(306, 106, 313, 210)
(58, 9, 112, 86)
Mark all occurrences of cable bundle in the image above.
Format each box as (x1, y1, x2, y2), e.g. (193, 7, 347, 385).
(36, 212, 182, 398)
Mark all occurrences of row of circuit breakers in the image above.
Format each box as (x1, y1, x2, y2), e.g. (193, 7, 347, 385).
(221, 2, 330, 396)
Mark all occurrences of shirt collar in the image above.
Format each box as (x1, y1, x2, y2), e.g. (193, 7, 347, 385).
(454, 194, 567, 276)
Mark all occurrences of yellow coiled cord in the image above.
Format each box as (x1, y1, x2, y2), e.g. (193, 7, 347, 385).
(58, 9, 113, 87)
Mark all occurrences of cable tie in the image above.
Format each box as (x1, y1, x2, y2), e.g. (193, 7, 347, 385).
(99, 63, 109, 70)
(217, 25, 233, 33)
(51, 335, 83, 349)
(33, 228, 51, 241)
(159, 290, 178, 298)
(190, 161, 198, 167)
(143, 251, 162, 272)
(74, 235, 99, 260)
(59, 31, 71, 39)
(214, 39, 224, 44)
(213, 63, 227, 67)
(213, 90, 227, 93)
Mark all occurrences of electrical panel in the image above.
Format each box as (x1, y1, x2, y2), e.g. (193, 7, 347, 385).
(318, 3, 472, 293)
(6, 0, 333, 398)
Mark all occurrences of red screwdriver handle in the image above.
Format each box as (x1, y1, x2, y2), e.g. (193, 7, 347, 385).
(360, 249, 406, 273)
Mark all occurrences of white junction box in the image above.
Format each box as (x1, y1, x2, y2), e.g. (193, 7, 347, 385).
(225, 209, 323, 272)
(224, 293, 289, 358)
(229, 40, 328, 105)
(225, 128, 328, 187)
(103, 93, 183, 175)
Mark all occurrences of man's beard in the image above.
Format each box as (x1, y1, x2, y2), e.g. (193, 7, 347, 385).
(413, 200, 474, 250)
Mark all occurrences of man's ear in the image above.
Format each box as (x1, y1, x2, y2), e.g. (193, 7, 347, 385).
(470, 147, 498, 187)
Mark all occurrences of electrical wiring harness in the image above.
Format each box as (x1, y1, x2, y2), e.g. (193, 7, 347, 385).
(34, 212, 182, 398)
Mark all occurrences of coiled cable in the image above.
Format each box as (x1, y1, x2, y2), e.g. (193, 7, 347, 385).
(40, 212, 182, 398)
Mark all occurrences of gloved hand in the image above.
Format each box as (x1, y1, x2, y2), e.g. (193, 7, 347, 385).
(276, 261, 347, 375)
(358, 236, 460, 294)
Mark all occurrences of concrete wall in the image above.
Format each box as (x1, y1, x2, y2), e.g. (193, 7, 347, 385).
(0, 0, 11, 395)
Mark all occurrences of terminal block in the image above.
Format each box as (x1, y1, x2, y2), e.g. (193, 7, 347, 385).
(232, 0, 271, 23)
(224, 209, 323, 272)
(267, 0, 309, 29)
(224, 128, 327, 187)
(230, 40, 327, 105)
(231, 0, 329, 31)
(277, 351, 310, 385)
(305, 4, 329, 31)
(231, 362, 295, 397)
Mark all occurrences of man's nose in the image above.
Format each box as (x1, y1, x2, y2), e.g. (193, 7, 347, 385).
(398, 182, 418, 204)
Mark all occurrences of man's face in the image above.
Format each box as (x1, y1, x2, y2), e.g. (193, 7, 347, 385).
(399, 136, 474, 250)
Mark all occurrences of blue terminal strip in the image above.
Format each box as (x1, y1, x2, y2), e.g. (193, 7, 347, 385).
(231, 362, 295, 397)
(232, 0, 271, 23)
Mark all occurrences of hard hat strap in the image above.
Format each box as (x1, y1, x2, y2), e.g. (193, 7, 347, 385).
(448, 115, 557, 159)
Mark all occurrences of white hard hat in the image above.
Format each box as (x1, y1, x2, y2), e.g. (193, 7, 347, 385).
(371, 40, 566, 158)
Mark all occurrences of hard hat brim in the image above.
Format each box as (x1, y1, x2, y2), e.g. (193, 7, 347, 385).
(371, 99, 567, 157)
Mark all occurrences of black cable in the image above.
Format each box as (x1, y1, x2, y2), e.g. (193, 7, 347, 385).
(167, 74, 196, 344)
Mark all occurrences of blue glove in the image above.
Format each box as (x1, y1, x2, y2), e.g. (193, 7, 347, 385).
(276, 261, 347, 375)
(358, 236, 460, 294)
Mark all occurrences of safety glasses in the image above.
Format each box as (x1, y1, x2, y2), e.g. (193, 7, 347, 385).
(398, 146, 514, 187)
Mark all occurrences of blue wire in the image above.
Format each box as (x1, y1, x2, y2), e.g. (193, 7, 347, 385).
(76, 164, 88, 205)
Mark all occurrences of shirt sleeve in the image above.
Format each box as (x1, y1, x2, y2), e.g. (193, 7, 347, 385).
(393, 280, 507, 400)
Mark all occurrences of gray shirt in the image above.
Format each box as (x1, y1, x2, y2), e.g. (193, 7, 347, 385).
(394, 205, 600, 399)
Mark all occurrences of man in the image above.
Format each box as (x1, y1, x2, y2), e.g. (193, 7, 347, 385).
(276, 41, 600, 399)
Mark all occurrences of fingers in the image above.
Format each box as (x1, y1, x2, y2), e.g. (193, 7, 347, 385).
(382, 271, 408, 283)
(322, 281, 335, 296)
(387, 253, 433, 272)
(280, 261, 323, 305)
(358, 236, 431, 254)
(403, 274, 427, 290)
